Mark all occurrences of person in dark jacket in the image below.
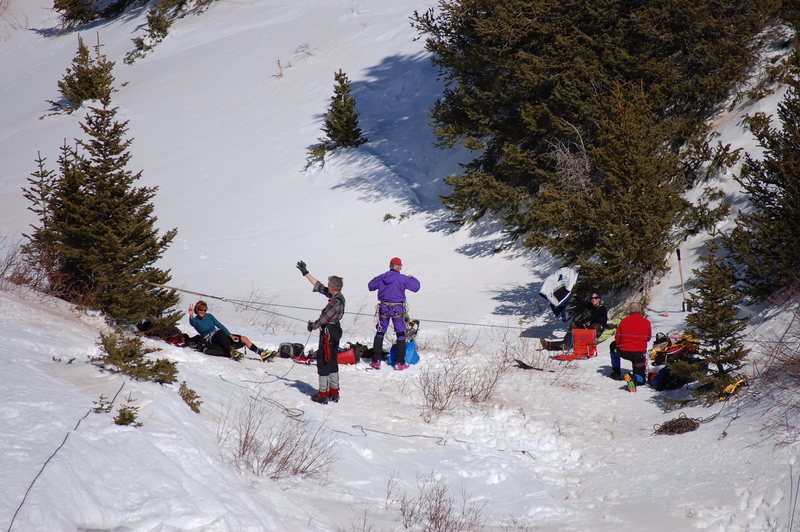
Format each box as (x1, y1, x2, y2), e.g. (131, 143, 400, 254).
(367, 257, 421, 370)
(541, 292, 608, 351)
(188, 300, 267, 360)
(609, 301, 652, 387)
(297, 260, 345, 404)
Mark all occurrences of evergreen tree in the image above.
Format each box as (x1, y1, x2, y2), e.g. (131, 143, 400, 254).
(671, 235, 749, 402)
(53, 0, 97, 28)
(726, 60, 800, 298)
(321, 69, 367, 149)
(23, 96, 180, 327)
(50, 35, 115, 113)
(527, 83, 689, 295)
(21, 152, 59, 283)
(413, 0, 780, 278)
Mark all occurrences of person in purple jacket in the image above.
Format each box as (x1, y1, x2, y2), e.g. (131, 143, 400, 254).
(368, 257, 421, 370)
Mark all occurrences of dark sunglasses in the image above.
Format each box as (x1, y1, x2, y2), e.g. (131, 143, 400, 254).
(590, 296, 601, 300)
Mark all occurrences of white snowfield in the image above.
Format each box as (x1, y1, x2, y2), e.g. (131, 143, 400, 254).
(0, 0, 795, 531)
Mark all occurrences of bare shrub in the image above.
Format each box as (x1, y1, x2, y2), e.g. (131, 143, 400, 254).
(753, 287, 800, 444)
(417, 357, 466, 422)
(217, 393, 337, 479)
(417, 329, 522, 420)
(0, 237, 31, 290)
(336, 509, 378, 532)
(386, 472, 485, 532)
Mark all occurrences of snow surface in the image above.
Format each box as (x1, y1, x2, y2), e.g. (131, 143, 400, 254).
(0, 1, 797, 530)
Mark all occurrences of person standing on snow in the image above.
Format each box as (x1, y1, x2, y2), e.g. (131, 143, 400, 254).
(367, 257, 421, 370)
(609, 301, 652, 390)
(297, 260, 345, 404)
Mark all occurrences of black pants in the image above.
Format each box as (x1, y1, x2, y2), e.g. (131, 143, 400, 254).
(205, 330, 244, 357)
(316, 323, 341, 377)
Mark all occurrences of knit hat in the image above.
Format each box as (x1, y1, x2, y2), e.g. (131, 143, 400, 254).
(390, 257, 403, 267)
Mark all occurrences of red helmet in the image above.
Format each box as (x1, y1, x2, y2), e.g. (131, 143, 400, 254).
(390, 257, 403, 267)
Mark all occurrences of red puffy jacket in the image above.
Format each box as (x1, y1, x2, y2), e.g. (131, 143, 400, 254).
(615, 312, 652, 353)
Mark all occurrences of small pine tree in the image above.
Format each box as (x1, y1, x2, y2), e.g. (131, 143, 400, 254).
(671, 235, 749, 402)
(321, 69, 367, 149)
(179, 381, 202, 413)
(726, 60, 800, 298)
(24, 95, 180, 326)
(114, 393, 143, 427)
(49, 35, 115, 113)
(98, 331, 178, 384)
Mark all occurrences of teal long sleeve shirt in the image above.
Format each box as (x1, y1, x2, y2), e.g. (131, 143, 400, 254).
(189, 313, 231, 337)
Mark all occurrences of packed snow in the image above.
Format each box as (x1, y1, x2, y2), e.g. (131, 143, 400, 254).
(0, 1, 797, 530)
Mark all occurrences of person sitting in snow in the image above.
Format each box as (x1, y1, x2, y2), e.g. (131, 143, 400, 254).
(609, 301, 652, 388)
(367, 257, 421, 370)
(188, 300, 268, 361)
(540, 291, 608, 351)
(297, 260, 345, 405)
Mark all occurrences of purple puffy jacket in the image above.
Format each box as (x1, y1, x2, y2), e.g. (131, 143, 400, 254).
(368, 270, 420, 302)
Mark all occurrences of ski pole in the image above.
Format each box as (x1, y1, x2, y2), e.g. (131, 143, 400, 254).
(676, 249, 689, 312)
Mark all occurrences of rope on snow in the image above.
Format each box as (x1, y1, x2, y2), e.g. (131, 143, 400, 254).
(653, 412, 702, 435)
(7, 381, 127, 532)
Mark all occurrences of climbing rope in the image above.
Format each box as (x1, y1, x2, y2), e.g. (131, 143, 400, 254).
(7, 381, 127, 532)
(653, 412, 702, 435)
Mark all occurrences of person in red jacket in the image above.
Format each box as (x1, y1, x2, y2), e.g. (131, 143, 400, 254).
(610, 302, 652, 387)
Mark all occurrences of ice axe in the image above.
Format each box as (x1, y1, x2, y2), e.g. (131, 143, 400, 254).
(676, 248, 691, 312)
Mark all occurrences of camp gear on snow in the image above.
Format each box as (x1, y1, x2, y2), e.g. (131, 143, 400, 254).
(337, 344, 357, 365)
(539, 267, 578, 321)
(278, 342, 305, 358)
(388, 340, 420, 366)
(718, 376, 748, 401)
(549, 329, 597, 361)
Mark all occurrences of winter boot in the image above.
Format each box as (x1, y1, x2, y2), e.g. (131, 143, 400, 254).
(369, 360, 381, 370)
(395, 363, 409, 371)
(328, 387, 340, 403)
(311, 391, 329, 404)
(610, 368, 622, 381)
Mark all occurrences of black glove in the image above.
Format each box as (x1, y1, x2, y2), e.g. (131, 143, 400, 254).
(307, 320, 315, 332)
(297, 260, 309, 276)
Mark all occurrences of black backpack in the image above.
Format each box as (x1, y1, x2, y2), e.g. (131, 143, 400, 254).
(278, 342, 305, 358)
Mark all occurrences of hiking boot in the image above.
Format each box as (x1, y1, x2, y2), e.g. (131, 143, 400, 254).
(230, 350, 244, 361)
(610, 368, 622, 381)
(395, 363, 409, 371)
(328, 390, 340, 403)
(310, 392, 329, 404)
(624, 374, 637, 393)
(259, 349, 275, 363)
(369, 361, 381, 370)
